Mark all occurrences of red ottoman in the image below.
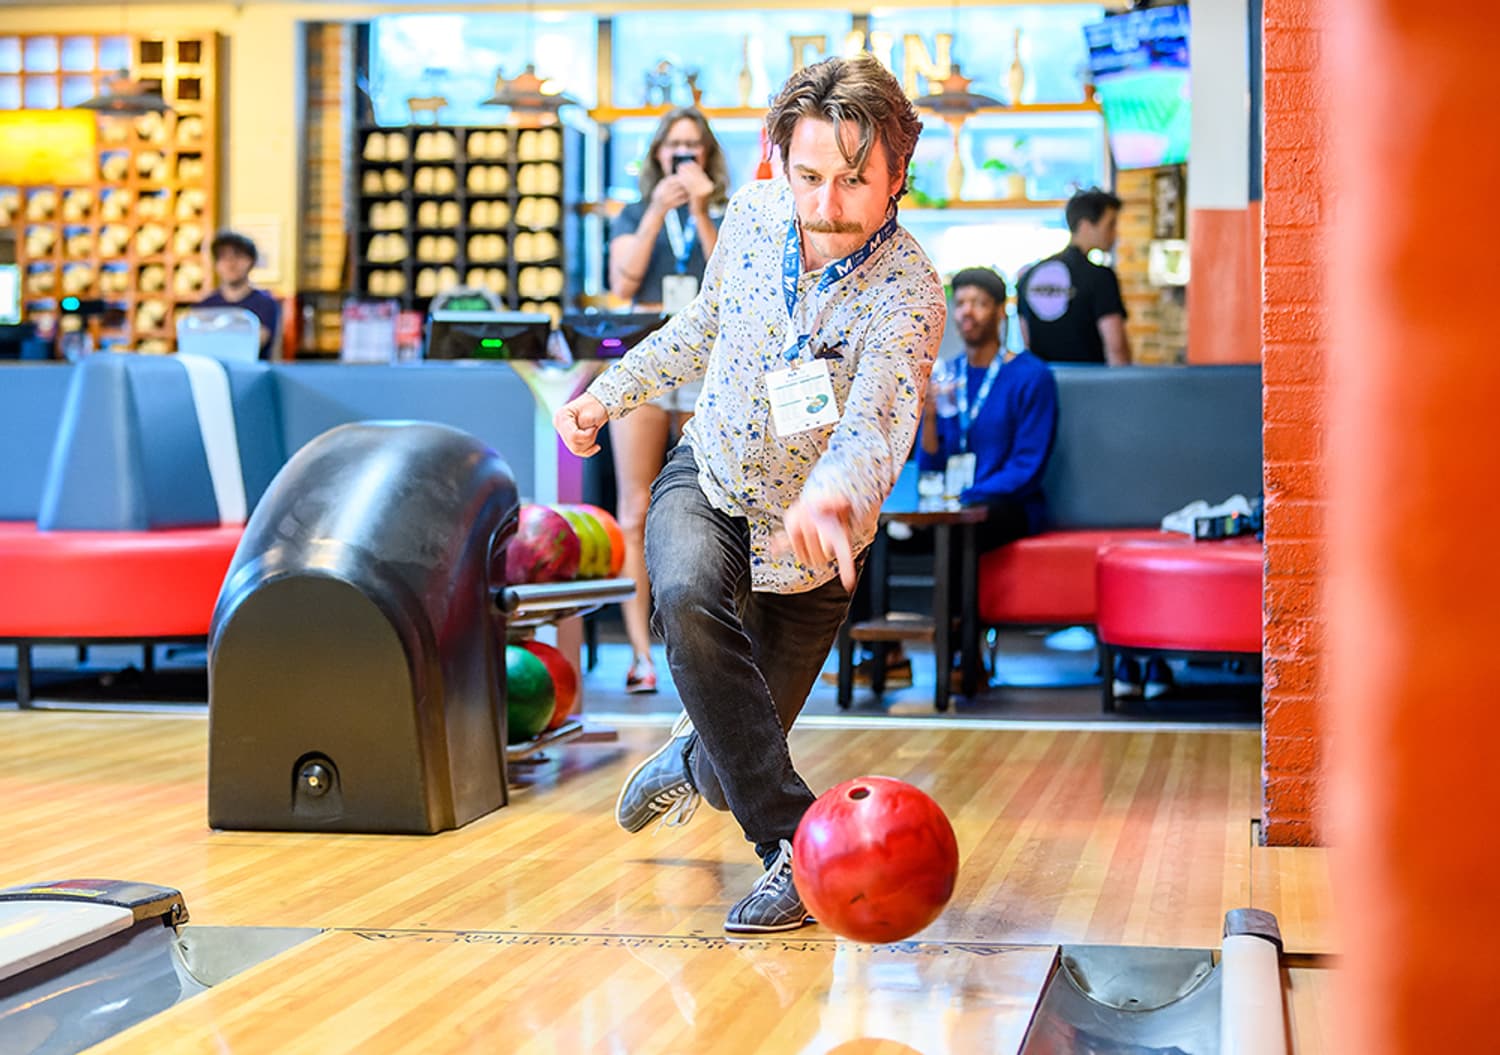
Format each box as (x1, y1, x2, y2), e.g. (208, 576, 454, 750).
(1095, 538, 1263, 709)
(978, 528, 1169, 625)
(0, 522, 243, 706)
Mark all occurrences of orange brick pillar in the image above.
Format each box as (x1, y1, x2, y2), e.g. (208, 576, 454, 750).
(1326, 3, 1500, 1050)
(1260, 0, 1329, 846)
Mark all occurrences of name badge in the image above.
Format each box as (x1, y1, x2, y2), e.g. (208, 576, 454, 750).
(945, 452, 976, 498)
(661, 274, 699, 315)
(766, 360, 841, 438)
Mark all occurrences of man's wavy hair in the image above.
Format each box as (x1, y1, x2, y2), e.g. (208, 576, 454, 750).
(764, 54, 923, 191)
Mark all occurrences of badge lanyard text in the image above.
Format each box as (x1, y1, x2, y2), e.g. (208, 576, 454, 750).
(780, 209, 899, 361)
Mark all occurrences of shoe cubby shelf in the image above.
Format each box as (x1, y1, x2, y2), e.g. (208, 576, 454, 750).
(0, 31, 220, 353)
(353, 123, 582, 325)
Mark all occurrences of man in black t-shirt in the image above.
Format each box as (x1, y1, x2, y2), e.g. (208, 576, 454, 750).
(199, 230, 281, 360)
(1017, 188, 1130, 366)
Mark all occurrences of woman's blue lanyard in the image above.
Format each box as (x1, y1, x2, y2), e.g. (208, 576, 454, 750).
(664, 208, 698, 275)
(955, 357, 1002, 454)
(780, 208, 899, 362)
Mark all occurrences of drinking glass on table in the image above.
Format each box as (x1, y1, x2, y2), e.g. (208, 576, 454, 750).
(931, 355, 961, 419)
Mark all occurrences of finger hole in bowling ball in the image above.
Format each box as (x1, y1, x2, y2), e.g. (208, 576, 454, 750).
(848, 787, 870, 800)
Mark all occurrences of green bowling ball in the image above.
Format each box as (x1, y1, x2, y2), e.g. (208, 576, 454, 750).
(505, 644, 556, 743)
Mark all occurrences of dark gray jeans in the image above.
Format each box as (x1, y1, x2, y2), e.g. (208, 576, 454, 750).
(645, 444, 856, 865)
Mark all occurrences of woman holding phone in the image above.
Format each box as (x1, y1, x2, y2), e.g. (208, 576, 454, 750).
(607, 107, 730, 693)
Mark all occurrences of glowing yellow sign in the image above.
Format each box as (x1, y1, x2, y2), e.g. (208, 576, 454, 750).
(0, 110, 98, 186)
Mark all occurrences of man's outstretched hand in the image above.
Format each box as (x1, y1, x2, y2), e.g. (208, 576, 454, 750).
(553, 393, 609, 457)
(776, 493, 857, 591)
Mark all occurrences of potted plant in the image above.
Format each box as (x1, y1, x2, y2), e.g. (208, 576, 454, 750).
(981, 136, 1031, 201)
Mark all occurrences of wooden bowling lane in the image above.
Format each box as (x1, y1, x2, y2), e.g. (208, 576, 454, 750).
(0, 713, 1261, 950)
(1284, 967, 1338, 1054)
(1251, 846, 1335, 955)
(0, 713, 1261, 949)
(84, 929, 1059, 1054)
(0, 711, 1342, 1052)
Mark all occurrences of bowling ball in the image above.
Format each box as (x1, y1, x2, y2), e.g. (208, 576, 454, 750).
(557, 506, 608, 579)
(572, 503, 626, 577)
(792, 776, 959, 944)
(504, 504, 580, 584)
(520, 638, 580, 730)
(504, 644, 556, 743)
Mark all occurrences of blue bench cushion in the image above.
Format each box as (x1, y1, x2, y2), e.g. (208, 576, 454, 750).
(38, 354, 284, 531)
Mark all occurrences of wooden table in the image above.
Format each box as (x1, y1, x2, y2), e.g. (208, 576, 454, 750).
(836, 502, 989, 713)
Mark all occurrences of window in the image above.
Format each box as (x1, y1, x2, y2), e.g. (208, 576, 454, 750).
(367, 14, 598, 127)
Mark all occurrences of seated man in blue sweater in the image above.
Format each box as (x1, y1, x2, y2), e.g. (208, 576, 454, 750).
(918, 267, 1059, 549)
(833, 267, 1058, 689)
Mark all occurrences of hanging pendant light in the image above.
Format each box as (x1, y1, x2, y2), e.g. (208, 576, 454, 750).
(79, 1, 173, 116)
(914, 65, 1001, 118)
(914, 65, 1000, 204)
(79, 71, 173, 116)
(481, 64, 579, 114)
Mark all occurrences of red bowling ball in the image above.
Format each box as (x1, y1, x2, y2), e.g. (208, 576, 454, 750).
(792, 776, 960, 944)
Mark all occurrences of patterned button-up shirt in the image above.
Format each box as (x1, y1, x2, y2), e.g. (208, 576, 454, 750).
(588, 178, 946, 593)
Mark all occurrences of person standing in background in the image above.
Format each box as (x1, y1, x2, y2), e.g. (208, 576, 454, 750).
(606, 108, 730, 693)
(199, 231, 281, 360)
(1016, 188, 1130, 366)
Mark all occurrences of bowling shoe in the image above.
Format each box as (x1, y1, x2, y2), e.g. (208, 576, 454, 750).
(1112, 654, 1144, 699)
(615, 713, 700, 833)
(724, 840, 813, 933)
(1142, 657, 1175, 701)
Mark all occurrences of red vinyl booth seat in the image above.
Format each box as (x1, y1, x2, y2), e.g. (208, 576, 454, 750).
(1095, 538, 1263, 654)
(977, 529, 1169, 625)
(0, 522, 243, 639)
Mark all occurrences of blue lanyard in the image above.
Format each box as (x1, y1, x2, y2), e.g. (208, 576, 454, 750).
(955, 357, 1002, 454)
(664, 209, 697, 275)
(780, 208, 899, 361)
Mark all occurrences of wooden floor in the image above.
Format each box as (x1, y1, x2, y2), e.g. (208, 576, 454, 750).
(0, 712, 1335, 1053)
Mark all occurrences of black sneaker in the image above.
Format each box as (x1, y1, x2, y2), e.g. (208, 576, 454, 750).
(614, 713, 700, 834)
(1143, 657, 1175, 701)
(724, 840, 814, 933)
(1112, 655, 1143, 699)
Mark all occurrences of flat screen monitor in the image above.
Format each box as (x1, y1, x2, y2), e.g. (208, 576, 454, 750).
(560, 312, 668, 359)
(0, 265, 19, 325)
(424, 311, 553, 361)
(1084, 6, 1191, 170)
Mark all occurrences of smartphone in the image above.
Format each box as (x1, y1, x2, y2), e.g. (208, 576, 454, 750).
(671, 152, 696, 174)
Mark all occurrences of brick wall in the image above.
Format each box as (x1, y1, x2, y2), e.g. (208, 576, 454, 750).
(1116, 167, 1186, 364)
(1260, 0, 1330, 846)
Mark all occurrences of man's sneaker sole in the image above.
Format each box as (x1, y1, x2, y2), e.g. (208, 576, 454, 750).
(614, 713, 696, 834)
(723, 913, 815, 934)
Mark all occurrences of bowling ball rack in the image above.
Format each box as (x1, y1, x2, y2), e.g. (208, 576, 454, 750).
(496, 576, 634, 632)
(496, 576, 633, 765)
